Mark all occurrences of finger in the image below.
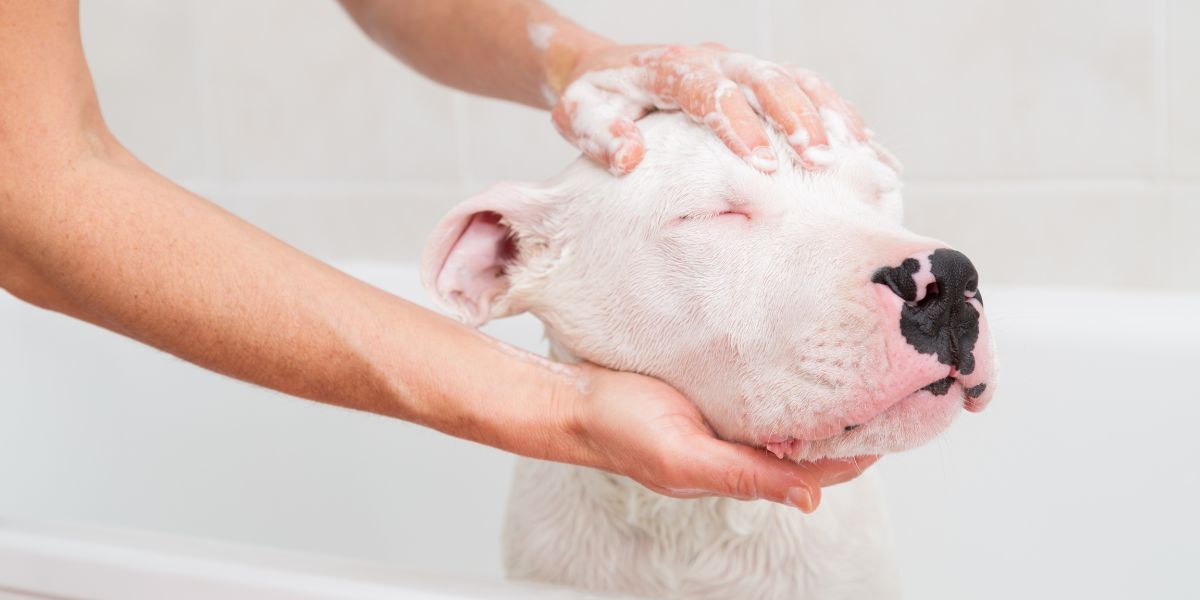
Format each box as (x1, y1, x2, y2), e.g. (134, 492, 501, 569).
(552, 83, 647, 176)
(809, 455, 880, 487)
(673, 437, 824, 512)
(654, 65, 777, 172)
(723, 59, 829, 168)
(789, 68, 869, 143)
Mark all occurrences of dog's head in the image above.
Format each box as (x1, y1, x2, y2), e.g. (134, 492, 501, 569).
(422, 112, 995, 461)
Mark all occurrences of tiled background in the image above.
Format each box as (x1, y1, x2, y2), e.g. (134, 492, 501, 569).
(81, 0, 1199, 290)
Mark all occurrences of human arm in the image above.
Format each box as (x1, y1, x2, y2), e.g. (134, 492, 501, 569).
(0, 0, 868, 510)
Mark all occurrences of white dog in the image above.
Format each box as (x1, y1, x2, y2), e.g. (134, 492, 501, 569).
(422, 110, 996, 599)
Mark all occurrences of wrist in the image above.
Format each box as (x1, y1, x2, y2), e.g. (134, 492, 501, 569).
(539, 21, 614, 101)
(422, 320, 600, 469)
(545, 363, 598, 467)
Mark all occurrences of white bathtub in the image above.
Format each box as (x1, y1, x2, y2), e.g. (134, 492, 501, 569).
(1, 262, 1197, 599)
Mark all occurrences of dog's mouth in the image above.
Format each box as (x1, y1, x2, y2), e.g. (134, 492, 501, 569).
(762, 374, 988, 460)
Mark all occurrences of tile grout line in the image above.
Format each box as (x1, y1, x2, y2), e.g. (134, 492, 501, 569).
(1152, 0, 1170, 180)
(176, 178, 1200, 199)
(177, 179, 465, 198)
(904, 179, 1200, 194)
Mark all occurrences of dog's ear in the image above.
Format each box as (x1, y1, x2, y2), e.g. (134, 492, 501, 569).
(421, 182, 553, 327)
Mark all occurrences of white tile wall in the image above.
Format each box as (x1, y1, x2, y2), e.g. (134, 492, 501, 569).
(191, 182, 458, 264)
(903, 182, 1177, 290)
(79, 0, 1198, 290)
(771, 0, 1159, 181)
(1161, 186, 1200, 288)
(191, 0, 459, 183)
(1167, 0, 1200, 179)
(80, 1, 210, 181)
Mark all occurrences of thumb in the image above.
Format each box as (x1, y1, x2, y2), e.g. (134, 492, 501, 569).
(684, 436, 825, 512)
(551, 82, 646, 175)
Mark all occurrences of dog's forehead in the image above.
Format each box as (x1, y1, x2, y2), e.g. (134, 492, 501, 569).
(607, 114, 901, 217)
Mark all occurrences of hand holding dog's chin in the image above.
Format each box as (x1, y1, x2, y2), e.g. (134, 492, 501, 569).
(557, 363, 879, 512)
(549, 43, 873, 176)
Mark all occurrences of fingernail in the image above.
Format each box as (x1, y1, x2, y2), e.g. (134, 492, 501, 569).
(608, 138, 639, 175)
(607, 138, 628, 175)
(746, 146, 778, 172)
(785, 486, 815, 513)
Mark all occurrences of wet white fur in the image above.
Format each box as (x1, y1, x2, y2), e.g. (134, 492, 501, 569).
(503, 457, 899, 599)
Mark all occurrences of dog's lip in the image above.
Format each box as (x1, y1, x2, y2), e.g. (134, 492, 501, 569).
(864, 375, 989, 422)
(762, 425, 849, 457)
(761, 374, 983, 457)
(916, 372, 990, 412)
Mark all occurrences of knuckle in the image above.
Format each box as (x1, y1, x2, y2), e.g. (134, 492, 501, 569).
(793, 69, 830, 91)
(727, 468, 761, 500)
(756, 63, 791, 83)
(652, 44, 691, 64)
(676, 70, 718, 96)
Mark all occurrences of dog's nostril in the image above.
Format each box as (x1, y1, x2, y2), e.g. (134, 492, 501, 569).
(917, 281, 940, 306)
(873, 249, 979, 306)
(870, 258, 921, 301)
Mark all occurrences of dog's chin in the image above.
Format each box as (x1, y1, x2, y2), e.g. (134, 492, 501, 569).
(770, 386, 967, 462)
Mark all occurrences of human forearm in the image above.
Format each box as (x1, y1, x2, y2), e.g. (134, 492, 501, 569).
(0, 141, 583, 461)
(338, 0, 610, 108)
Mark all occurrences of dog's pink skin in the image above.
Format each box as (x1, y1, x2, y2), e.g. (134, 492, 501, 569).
(965, 313, 997, 412)
(753, 245, 996, 461)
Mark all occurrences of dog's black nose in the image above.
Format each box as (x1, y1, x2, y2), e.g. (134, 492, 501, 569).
(873, 249, 982, 374)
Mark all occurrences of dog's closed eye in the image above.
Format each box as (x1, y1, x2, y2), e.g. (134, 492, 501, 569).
(672, 210, 751, 225)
